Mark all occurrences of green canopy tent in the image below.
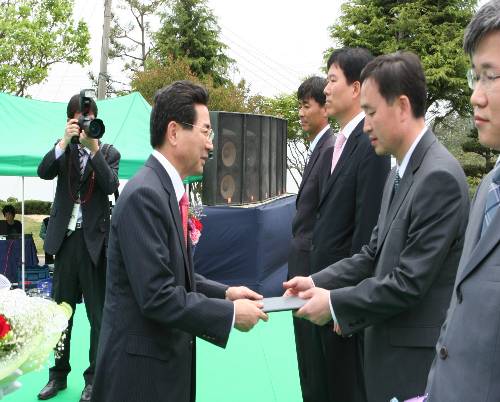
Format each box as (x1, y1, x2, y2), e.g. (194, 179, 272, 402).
(0, 91, 153, 288)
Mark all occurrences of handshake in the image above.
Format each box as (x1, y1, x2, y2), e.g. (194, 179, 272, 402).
(229, 275, 334, 333)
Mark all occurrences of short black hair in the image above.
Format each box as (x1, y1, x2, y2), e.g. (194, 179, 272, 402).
(464, 0, 500, 56)
(67, 94, 98, 119)
(297, 76, 327, 105)
(360, 51, 427, 118)
(150, 80, 209, 149)
(326, 47, 374, 85)
(2, 205, 15, 216)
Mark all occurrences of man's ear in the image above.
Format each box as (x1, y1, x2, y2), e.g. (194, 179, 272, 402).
(397, 95, 412, 122)
(352, 81, 361, 98)
(165, 121, 178, 146)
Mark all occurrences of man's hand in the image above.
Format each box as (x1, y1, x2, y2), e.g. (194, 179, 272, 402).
(294, 287, 332, 326)
(234, 299, 268, 332)
(59, 118, 80, 150)
(79, 131, 99, 155)
(225, 286, 263, 301)
(282, 276, 314, 296)
(0, 369, 22, 399)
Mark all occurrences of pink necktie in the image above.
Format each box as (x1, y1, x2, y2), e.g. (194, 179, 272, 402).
(179, 192, 189, 246)
(330, 132, 346, 174)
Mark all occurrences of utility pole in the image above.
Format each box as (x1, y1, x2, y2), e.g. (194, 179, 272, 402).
(97, 0, 112, 99)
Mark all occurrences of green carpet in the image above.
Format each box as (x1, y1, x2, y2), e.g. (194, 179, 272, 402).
(6, 306, 302, 402)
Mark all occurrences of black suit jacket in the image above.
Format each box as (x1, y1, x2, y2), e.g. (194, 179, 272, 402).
(91, 155, 234, 402)
(310, 119, 390, 273)
(312, 131, 470, 402)
(288, 128, 334, 278)
(37, 142, 120, 266)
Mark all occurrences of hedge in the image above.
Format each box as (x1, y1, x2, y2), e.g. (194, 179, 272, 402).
(0, 200, 52, 215)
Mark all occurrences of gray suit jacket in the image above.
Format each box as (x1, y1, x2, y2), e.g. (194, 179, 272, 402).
(426, 168, 500, 402)
(311, 130, 469, 402)
(37, 142, 120, 265)
(92, 155, 234, 402)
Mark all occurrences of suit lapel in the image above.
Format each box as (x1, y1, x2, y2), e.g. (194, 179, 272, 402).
(458, 172, 499, 285)
(376, 130, 435, 253)
(375, 168, 397, 249)
(297, 129, 332, 203)
(145, 155, 193, 288)
(318, 122, 362, 208)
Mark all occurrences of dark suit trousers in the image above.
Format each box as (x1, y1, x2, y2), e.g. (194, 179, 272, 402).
(49, 228, 106, 385)
(305, 324, 366, 402)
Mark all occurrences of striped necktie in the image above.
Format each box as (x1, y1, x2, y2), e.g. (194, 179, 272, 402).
(481, 165, 500, 237)
(78, 147, 87, 177)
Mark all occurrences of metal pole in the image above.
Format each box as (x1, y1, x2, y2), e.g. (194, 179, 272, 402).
(97, 0, 112, 100)
(21, 176, 25, 291)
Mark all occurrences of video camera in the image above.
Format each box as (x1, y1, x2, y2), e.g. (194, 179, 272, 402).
(71, 89, 106, 144)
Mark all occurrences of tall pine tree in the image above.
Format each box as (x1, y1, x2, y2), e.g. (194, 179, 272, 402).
(154, 0, 234, 86)
(328, 0, 476, 124)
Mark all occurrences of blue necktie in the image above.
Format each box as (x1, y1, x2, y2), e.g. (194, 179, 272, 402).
(481, 165, 500, 237)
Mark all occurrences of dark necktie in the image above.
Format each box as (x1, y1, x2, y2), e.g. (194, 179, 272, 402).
(389, 170, 401, 205)
(179, 192, 189, 246)
(393, 170, 401, 193)
(481, 165, 500, 237)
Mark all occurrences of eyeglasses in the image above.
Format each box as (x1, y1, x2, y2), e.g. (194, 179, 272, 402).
(467, 69, 500, 91)
(180, 122, 215, 141)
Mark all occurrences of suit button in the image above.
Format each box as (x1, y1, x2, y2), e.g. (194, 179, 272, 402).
(316, 212, 321, 219)
(311, 245, 316, 251)
(456, 289, 463, 304)
(439, 346, 448, 359)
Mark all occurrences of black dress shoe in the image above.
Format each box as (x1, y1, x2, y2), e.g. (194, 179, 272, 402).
(37, 379, 67, 400)
(80, 384, 92, 402)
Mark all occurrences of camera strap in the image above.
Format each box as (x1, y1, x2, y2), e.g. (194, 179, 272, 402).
(101, 144, 120, 202)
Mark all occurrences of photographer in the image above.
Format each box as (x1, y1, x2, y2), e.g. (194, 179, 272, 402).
(37, 93, 120, 402)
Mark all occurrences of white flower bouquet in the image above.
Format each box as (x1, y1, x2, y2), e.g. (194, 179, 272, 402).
(0, 286, 72, 381)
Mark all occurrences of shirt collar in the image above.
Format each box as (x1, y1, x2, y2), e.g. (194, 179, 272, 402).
(340, 111, 365, 140)
(397, 126, 427, 178)
(308, 124, 331, 153)
(152, 150, 185, 203)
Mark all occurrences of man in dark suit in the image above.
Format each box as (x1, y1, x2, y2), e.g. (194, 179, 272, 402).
(37, 94, 121, 401)
(91, 81, 268, 402)
(285, 52, 470, 402)
(288, 48, 390, 402)
(426, 2, 500, 400)
(288, 76, 334, 402)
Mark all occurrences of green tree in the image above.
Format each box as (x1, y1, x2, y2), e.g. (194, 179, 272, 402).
(328, 0, 476, 124)
(462, 127, 499, 178)
(153, 0, 234, 86)
(0, 0, 90, 96)
(261, 92, 340, 188)
(110, 0, 167, 74)
(131, 56, 265, 113)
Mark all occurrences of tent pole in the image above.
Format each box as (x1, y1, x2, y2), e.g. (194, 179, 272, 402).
(21, 176, 25, 291)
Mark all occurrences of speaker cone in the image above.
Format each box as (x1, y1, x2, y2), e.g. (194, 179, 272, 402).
(221, 141, 236, 167)
(220, 175, 236, 201)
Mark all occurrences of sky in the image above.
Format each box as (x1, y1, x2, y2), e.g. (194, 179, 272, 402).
(28, 0, 343, 102)
(0, 0, 341, 202)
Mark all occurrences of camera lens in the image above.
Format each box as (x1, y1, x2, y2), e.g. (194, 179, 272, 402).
(88, 119, 105, 139)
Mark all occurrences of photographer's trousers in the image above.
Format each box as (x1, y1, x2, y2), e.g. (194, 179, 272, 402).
(49, 227, 106, 385)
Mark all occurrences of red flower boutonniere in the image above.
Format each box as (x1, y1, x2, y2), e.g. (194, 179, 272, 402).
(188, 204, 205, 246)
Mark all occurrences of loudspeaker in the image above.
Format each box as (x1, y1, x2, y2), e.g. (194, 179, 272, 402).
(202, 112, 287, 205)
